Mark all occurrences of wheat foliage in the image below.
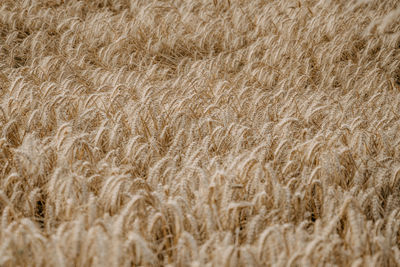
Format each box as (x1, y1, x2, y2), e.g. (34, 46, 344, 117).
(1, 0, 400, 266)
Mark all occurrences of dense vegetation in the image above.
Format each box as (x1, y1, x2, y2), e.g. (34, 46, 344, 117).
(0, 0, 400, 265)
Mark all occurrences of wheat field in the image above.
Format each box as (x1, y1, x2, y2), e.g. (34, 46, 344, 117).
(0, 0, 400, 266)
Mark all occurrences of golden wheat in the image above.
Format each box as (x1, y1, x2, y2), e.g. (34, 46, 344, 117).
(0, 0, 400, 266)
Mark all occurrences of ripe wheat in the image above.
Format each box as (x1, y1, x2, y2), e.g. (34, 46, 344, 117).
(0, 0, 400, 266)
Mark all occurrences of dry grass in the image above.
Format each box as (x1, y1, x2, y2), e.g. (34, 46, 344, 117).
(1, 0, 400, 266)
